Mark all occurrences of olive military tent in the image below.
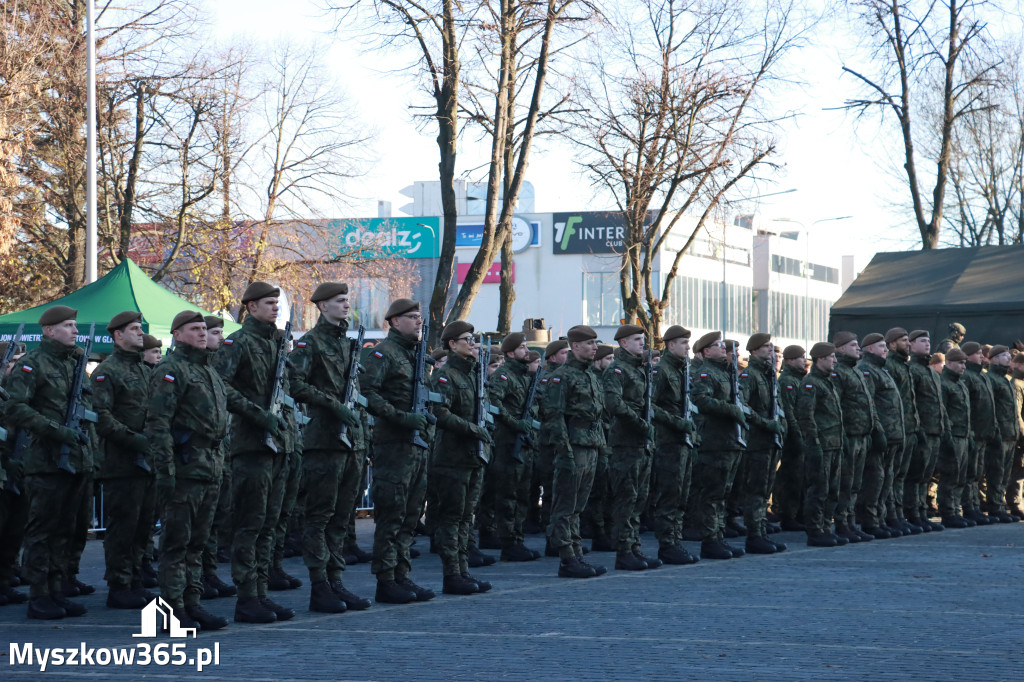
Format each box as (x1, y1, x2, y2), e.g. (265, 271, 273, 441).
(0, 258, 239, 355)
(828, 245, 1024, 347)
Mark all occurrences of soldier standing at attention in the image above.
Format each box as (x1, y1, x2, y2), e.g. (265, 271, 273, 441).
(602, 325, 662, 571)
(690, 331, 748, 560)
(92, 311, 156, 610)
(582, 343, 616, 553)
(213, 282, 296, 624)
(737, 333, 788, 554)
(796, 342, 845, 547)
(5, 306, 94, 620)
(937, 348, 972, 527)
(1006, 353, 1024, 518)
(289, 282, 374, 613)
(527, 339, 570, 536)
(0, 341, 30, 608)
(359, 299, 435, 604)
(937, 323, 966, 355)
(885, 327, 920, 536)
(773, 346, 808, 531)
(542, 325, 608, 578)
(983, 345, 1020, 523)
(905, 330, 947, 532)
(142, 335, 163, 367)
(961, 341, 999, 526)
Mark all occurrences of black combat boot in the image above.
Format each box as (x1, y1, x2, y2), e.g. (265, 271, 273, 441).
(200, 575, 221, 600)
(106, 587, 148, 610)
(2, 586, 28, 604)
(309, 580, 348, 614)
(467, 546, 496, 568)
(862, 525, 892, 539)
(343, 547, 360, 564)
(557, 557, 596, 579)
(941, 515, 969, 529)
(187, 603, 229, 630)
(234, 596, 277, 623)
(884, 519, 905, 536)
(259, 596, 295, 621)
(442, 574, 479, 595)
(579, 558, 607, 576)
(500, 542, 539, 562)
(140, 560, 159, 588)
(807, 533, 838, 547)
(614, 551, 647, 571)
(544, 538, 560, 558)
(726, 516, 748, 536)
(67, 577, 95, 596)
(926, 519, 945, 531)
(658, 544, 699, 565)
(766, 520, 782, 534)
(205, 573, 237, 597)
(851, 525, 875, 542)
(163, 607, 199, 633)
(722, 540, 745, 558)
(745, 535, 777, 555)
(699, 540, 732, 560)
(394, 577, 433, 603)
(461, 572, 492, 593)
(343, 542, 373, 564)
(770, 538, 788, 552)
(27, 596, 66, 620)
(51, 593, 87, 617)
(835, 524, 862, 543)
(268, 566, 302, 591)
(634, 549, 661, 569)
(374, 579, 417, 604)
(901, 517, 923, 534)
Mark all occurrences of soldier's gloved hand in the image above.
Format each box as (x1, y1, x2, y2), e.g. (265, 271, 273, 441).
(252, 410, 281, 437)
(766, 421, 785, 437)
(395, 411, 429, 432)
(328, 400, 360, 429)
(674, 417, 696, 434)
(513, 418, 535, 435)
(129, 432, 149, 452)
(54, 424, 87, 446)
(468, 423, 493, 445)
(725, 404, 747, 427)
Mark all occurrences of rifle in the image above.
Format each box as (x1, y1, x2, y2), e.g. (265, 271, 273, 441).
(474, 335, 497, 464)
(264, 320, 292, 453)
(0, 322, 24, 433)
(510, 367, 543, 464)
(681, 357, 696, 448)
(58, 323, 99, 474)
(338, 324, 365, 448)
(767, 347, 784, 449)
(729, 341, 750, 448)
(409, 320, 440, 450)
(644, 337, 654, 451)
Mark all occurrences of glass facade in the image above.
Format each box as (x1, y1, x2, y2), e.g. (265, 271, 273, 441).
(665, 275, 753, 334)
(771, 254, 839, 284)
(582, 271, 624, 327)
(769, 290, 830, 342)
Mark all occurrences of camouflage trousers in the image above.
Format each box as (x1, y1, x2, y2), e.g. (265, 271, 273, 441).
(430, 465, 484, 575)
(905, 432, 940, 519)
(983, 439, 1016, 513)
(275, 450, 303, 568)
(771, 443, 803, 523)
(692, 449, 742, 542)
(650, 443, 694, 547)
(68, 471, 95, 579)
(202, 462, 231, 576)
(936, 435, 968, 518)
(370, 442, 428, 581)
(346, 450, 368, 546)
(607, 446, 651, 552)
(961, 437, 989, 512)
(803, 447, 841, 536)
(741, 447, 781, 537)
(22, 472, 89, 597)
(102, 476, 156, 588)
(302, 449, 363, 583)
(837, 435, 870, 526)
(482, 442, 534, 545)
(582, 447, 611, 538)
(0, 486, 29, 589)
(547, 446, 598, 560)
(890, 433, 917, 520)
(159, 478, 219, 609)
(858, 440, 901, 527)
(231, 450, 287, 598)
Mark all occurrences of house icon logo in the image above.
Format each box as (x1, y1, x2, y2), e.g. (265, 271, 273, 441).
(133, 597, 197, 638)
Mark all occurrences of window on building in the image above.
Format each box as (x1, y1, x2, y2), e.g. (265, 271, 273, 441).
(771, 255, 838, 284)
(665, 276, 753, 333)
(582, 272, 623, 326)
(769, 290, 830, 342)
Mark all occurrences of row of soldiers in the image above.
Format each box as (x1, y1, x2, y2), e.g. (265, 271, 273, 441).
(1, 284, 1022, 630)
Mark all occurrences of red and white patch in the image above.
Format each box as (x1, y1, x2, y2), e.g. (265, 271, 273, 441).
(163, 374, 176, 383)
(21, 365, 33, 373)
(223, 339, 234, 345)
(804, 384, 814, 389)
(438, 376, 449, 384)
(499, 374, 508, 381)
(785, 385, 794, 390)
(296, 341, 307, 348)
(740, 373, 748, 378)
(551, 377, 561, 383)
(95, 375, 106, 382)
(699, 373, 708, 378)
(373, 351, 384, 358)
(613, 368, 622, 374)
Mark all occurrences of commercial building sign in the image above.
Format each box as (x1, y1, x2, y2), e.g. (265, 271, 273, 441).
(329, 217, 440, 259)
(456, 217, 540, 252)
(552, 212, 644, 255)
(456, 261, 511, 284)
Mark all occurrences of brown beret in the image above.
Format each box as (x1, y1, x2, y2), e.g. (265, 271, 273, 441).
(489, 344, 502, 358)
(832, 331, 857, 348)
(106, 310, 143, 334)
(544, 339, 568, 358)
(310, 282, 349, 303)
(885, 327, 909, 344)
(862, 333, 884, 347)
(908, 329, 929, 341)
(526, 350, 540, 363)
(988, 344, 1010, 358)
(241, 281, 280, 304)
(614, 324, 644, 341)
(430, 348, 448, 362)
(746, 333, 772, 352)
(385, 298, 420, 321)
(595, 344, 615, 361)
(810, 342, 836, 359)
(38, 305, 77, 326)
(783, 345, 805, 360)
(203, 315, 224, 330)
(501, 332, 526, 354)
(662, 325, 691, 343)
(441, 320, 474, 343)
(171, 310, 205, 332)
(142, 334, 162, 350)
(693, 331, 722, 353)
(567, 325, 597, 343)
(1012, 351, 1024, 365)
(946, 348, 967, 362)
(961, 341, 982, 356)
(725, 339, 740, 353)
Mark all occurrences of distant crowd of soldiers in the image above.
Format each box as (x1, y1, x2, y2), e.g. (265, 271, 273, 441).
(1, 286, 1022, 630)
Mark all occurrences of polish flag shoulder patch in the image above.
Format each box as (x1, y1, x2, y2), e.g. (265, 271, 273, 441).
(373, 351, 384, 358)
(438, 376, 449, 384)
(804, 384, 814, 389)
(163, 374, 176, 383)
(296, 341, 307, 348)
(551, 377, 561, 383)
(95, 375, 106, 382)
(785, 385, 794, 390)
(613, 368, 622, 374)
(223, 339, 234, 345)
(21, 365, 33, 373)
(699, 373, 708, 378)
(740, 372, 748, 378)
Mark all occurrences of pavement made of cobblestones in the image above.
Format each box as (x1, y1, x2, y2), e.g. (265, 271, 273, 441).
(2, 519, 1023, 680)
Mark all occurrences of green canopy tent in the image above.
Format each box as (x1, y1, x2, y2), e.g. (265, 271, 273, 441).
(0, 258, 239, 355)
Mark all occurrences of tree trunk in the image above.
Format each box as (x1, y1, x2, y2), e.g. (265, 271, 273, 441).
(118, 81, 146, 261)
(497, 229, 514, 334)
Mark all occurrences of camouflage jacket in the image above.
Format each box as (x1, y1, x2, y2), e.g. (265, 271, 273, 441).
(886, 350, 919, 435)
(92, 346, 152, 478)
(909, 354, 948, 437)
(536, 360, 564, 448)
(541, 354, 605, 452)
(359, 328, 433, 446)
(986, 365, 1019, 442)
(964, 362, 1000, 444)
(739, 355, 787, 450)
(651, 351, 699, 447)
(488, 356, 532, 446)
(431, 351, 487, 468)
(1013, 370, 1024, 439)
(940, 367, 971, 438)
(795, 364, 844, 450)
(777, 364, 806, 453)
(289, 316, 365, 451)
(691, 357, 747, 451)
(3, 336, 95, 475)
(602, 347, 649, 447)
(858, 352, 905, 443)
(832, 352, 878, 438)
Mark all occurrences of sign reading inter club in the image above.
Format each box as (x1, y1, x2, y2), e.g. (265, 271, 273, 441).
(552, 211, 650, 255)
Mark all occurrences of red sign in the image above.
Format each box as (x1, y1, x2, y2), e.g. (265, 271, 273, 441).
(456, 262, 513, 284)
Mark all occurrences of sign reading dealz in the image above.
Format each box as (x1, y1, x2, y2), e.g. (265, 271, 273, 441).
(552, 211, 651, 255)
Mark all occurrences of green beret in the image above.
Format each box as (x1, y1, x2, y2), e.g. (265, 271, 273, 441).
(832, 331, 857, 348)
(544, 339, 568, 358)
(171, 310, 205, 332)
(960, 341, 982, 356)
(385, 298, 420, 321)
(908, 329, 929, 341)
(693, 331, 722, 354)
(241, 281, 280, 304)
(725, 339, 740, 353)
(38, 305, 77, 326)
(310, 282, 349, 303)
(662, 325, 690, 343)
(501, 332, 526, 354)
(430, 349, 448, 362)
(746, 332, 772, 352)
(861, 333, 884, 347)
(988, 344, 1009, 358)
(441, 320, 474, 343)
(595, 344, 615, 361)
(885, 327, 909, 344)
(614, 324, 644, 341)
(566, 325, 597, 343)
(1011, 351, 1024, 365)
(526, 350, 541, 363)
(946, 348, 967, 362)
(783, 345, 805, 360)
(107, 310, 143, 334)
(142, 334, 162, 350)
(810, 342, 836, 360)
(203, 315, 224, 330)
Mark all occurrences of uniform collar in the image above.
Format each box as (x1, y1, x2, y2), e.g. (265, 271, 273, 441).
(661, 351, 687, 370)
(989, 364, 1009, 377)
(112, 345, 143, 363)
(705, 357, 728, 370)
(838, 352, 859, 368)
(810, 365, 832, 380)
(243, 315, 278, 339)
(40, 335, 78, 360)
(748, 355, 773, 373)
(315, 315, 349, 336)
(942, 367, 963, 382)
(861, 352, 885, 368)
(387, 327, 419, 350)
(176, 343, 209, 364)
(965, 361, 984, 374)
(567, 354, 592, 370)
(447, 351, 476, 373)
(911, 352, 931, 366)
(505, 357, 529, 376)
(613, 346, 643, 367)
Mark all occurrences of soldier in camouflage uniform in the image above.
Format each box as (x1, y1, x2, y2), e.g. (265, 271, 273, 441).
(602, 324, 662, 571)
(885, 327, 920, 535)
(983, 345, 1019, 522)
(582, 343, 615, 552)
(938, 348, 972, 527)
(856, 333, 904, 538)
(213, 282, 296, 624)
(690, 331, 748, 560)
(360, 298, 435, 604)
(961, 341, 999, 526)
(91, 311, 156, 610)
(905, 330, 948, 532)
(796, 342, 845, 547)
(541, 325, 607, 578)
(4, 306, 95, 620)
(937, 322, 966, 355)
(649, 325, 699, 565)
(527, 339, 569, 535)
(1006, 353, 1024, 518)
(772, 346, 807, 531)
(0, 340, 29, 608)
(288, 281, 374, 613)
(142, 334, 163, 367)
